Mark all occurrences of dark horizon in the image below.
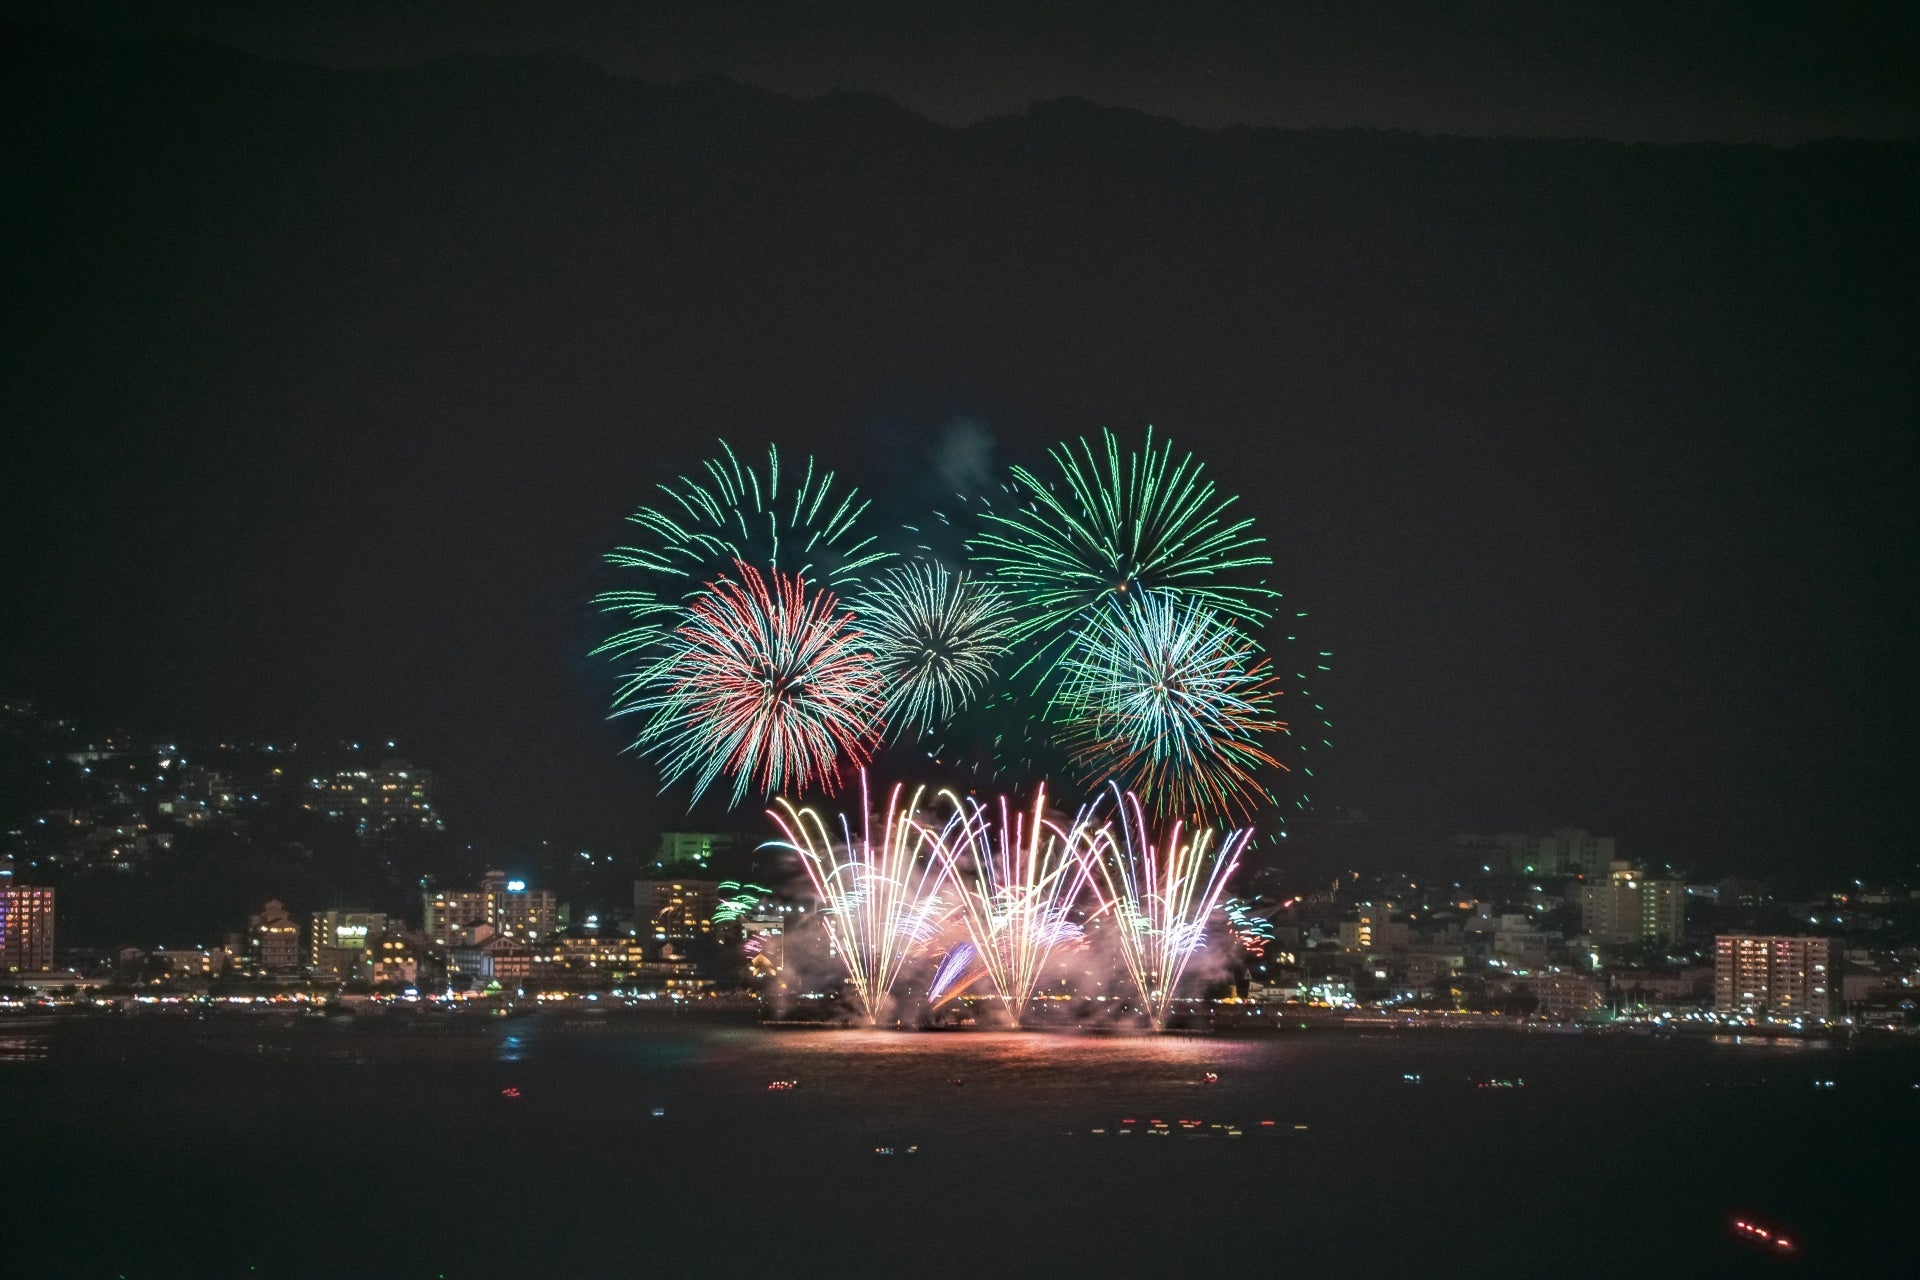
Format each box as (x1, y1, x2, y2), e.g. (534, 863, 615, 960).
(3, 22, 1916, 880)
(12, 0, 1920, 146)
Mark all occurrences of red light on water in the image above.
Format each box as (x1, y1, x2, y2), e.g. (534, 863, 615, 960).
(1732, 1218, 1796, 1254)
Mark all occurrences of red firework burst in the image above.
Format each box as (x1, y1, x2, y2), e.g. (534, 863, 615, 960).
(622, 560, 884, 804)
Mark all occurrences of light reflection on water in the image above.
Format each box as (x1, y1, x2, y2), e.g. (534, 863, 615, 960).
(0, 1034, 49, 1062)
(5, 1018, 1916, 1276)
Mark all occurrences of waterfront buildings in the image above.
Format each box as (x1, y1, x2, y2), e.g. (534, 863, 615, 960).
(150, 947, 231, 979)
(1580, 862, 1686, 946)
(0, 883, 57, 972)
(248, 900, 302, 971)
(1523, 972, 1606, 1019)
(310, 910, 388, 979)
(1714, 935, 1838, 1022)
(423, 871, 557, 945)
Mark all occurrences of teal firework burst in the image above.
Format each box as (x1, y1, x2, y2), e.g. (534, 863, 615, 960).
(595, 442, 890, 661)
(853, 562, 1016, 736)
(1054, 589, 1280, 823)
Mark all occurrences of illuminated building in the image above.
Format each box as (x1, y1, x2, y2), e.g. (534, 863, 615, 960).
(525, 934, 697, 986)
(151, 947, 229, 979)
(485, 871, 558, 940)
(248, 899, 302, 971)
(1714, 935, 1837, 1022)
(302, 758, 444, 838)
(654, 832, 733, 871)
(310, 910, 387, 980)
(423, 871, 557, 945)
(1336, 913, 1408, 954)
(310, 911, 387, 964)
(1523, 972, 1605, 1019)
(371, 935, 423, 986)
(0, 884, 56, 972)
(424, 888, 490, 946)
(1580, 862, 1685, 946)
(634, 879, 720, 941)
(484, 936, 534, 983)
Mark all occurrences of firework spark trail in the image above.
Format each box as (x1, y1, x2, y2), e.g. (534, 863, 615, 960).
(937, 786, 1095, 1028)
(1079, 789, 1250, 1030)
(1054, 588, 1282, 822)
(595, 441, 891, 661)
(713, 882, 771, 924)
(1221, 897, 1277, 957)
(766, 776, 955, 1025)
(618, 561, 884, 805)
(854, 562, 1016, 736)
(968, 426, 1278, 641)
(926, 941, 982, 1007)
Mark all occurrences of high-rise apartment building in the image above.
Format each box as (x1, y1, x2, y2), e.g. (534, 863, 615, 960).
(1714, 935, 1837, 1022)
(423, 887, 491, 946)
(248, 900, 302, 971)
(310, 910, 388, 977)
(635, 879, 720, 941)
(423, 872, 556, 945)
(0, 884, 56, 972)
(1580, 862, 1685, 946)
(485, 870, 557, 940)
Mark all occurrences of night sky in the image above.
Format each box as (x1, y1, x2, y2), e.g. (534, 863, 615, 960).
(3, 7, 1915, 877)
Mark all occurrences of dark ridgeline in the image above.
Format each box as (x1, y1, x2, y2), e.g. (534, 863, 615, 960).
(2, 24, 1914, 879)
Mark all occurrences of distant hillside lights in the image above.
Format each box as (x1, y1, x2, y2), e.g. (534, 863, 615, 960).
(302, 758, 445, 838)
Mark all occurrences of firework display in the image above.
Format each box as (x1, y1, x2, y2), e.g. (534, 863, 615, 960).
(938, 786, 1094, 1027)
(1220, 897, 1276, 958)
(926, 941, 982, 1007)
(595, 442, 889, 662)
(713, 881, 771, 924)
(759, 773, 1249, 1030)
(766, 778, 955, 1025)
(969, 426, 1278, 640)
(592, 425, 1327, 1030)
(616, 561, 885, 805)
(853, 562, 1015, 736)
(1054, 588, 1280, 821)
(1080, 789, 1251, 1030)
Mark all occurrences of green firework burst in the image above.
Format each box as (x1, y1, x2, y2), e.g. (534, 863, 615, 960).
(968, 426, 1277, 641)
(853, 562, 1016, 737)
(594, 441, 890, 661)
